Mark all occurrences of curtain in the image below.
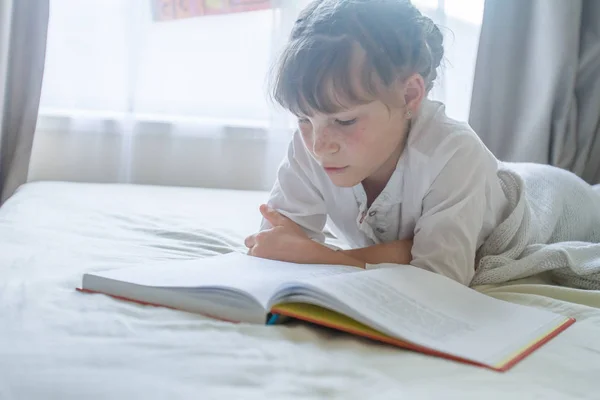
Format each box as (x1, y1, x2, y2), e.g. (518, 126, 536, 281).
(469, 0, 600, 184)
(0, 0, 48, 203)
(30, 0, 484, 191)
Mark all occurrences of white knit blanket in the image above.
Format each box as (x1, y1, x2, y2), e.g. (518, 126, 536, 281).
(472, 162, 600, 289)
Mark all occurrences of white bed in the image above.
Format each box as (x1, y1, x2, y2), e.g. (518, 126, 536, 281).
(1, 181, 599, 399)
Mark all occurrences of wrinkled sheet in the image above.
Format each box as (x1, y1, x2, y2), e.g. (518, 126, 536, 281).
(1, 181, 599, 400)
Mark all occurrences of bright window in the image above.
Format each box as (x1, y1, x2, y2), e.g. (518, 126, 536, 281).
(39, 0, 485, 129)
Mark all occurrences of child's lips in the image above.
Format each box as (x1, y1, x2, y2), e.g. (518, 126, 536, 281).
(323, 166, 348, 174)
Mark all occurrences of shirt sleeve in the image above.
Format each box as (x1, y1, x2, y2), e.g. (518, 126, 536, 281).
(260, 131, 328, 243)
(410, 133, 491, 286)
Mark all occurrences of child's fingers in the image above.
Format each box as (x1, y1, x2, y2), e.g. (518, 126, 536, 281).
(259, 204, 273, 217)
(259, 204, 285, 226)
(244, 234, 256, 248)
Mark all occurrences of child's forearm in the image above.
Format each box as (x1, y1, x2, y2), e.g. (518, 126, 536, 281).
(309, 240, 366, 269)
(340, 239, 413, 266)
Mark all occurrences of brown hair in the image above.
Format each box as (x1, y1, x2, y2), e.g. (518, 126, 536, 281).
(270, 0, 444, 117)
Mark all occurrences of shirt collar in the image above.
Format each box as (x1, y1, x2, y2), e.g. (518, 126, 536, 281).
(352, 153, 406, 210)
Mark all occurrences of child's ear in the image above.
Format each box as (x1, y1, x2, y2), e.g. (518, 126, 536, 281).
(402, 73, 426, 115)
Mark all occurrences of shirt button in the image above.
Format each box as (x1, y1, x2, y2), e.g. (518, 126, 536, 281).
(376, 227, 385, 234)
(369, 210, 377, 217)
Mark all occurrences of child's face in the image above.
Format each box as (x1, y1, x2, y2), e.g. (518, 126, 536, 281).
(297, 98, 410, 188)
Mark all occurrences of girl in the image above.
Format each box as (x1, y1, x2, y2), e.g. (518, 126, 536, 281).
(244, 0, 509, 286)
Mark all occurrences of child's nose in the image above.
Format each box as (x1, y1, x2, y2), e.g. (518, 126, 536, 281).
(313, 128, 340, 157)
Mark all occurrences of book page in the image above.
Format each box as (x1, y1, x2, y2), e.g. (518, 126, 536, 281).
(88, 252, 359, 308)
(297, 265, 565, 364)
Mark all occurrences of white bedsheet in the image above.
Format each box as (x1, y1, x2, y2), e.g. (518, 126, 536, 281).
(1, 181, 599, 400)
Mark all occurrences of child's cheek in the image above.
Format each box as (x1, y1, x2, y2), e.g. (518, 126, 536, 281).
(299, 123, 313, 143)
(344, 119, 368, 147)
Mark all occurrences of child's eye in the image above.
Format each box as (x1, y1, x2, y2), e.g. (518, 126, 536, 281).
(335, 118, 357, 126)
(298, 118, 311, 125)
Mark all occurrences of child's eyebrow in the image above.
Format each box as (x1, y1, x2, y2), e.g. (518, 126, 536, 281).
(332, 102, 371, 115)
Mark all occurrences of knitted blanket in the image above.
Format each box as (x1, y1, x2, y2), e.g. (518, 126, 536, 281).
(472, 162, 600, 290)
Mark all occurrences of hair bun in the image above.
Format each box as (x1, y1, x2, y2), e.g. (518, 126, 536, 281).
(421, 15, 444, 91)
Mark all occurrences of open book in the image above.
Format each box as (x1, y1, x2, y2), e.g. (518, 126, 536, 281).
(79, 252, 574, 372)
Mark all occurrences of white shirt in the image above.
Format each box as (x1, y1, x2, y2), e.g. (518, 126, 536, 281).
(261, 99, 509, 285)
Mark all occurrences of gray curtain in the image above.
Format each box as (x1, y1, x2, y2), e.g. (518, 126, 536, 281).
(0, 0, 48, 203)
(469, 0, 600, 184)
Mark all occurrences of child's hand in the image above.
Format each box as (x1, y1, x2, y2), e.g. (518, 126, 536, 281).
(244, 204, 317, 264)
(258, 204, 308, 239)
(245, 204, 365, 269)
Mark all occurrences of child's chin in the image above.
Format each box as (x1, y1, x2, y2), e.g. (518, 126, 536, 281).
(328, 175, 361, 188)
